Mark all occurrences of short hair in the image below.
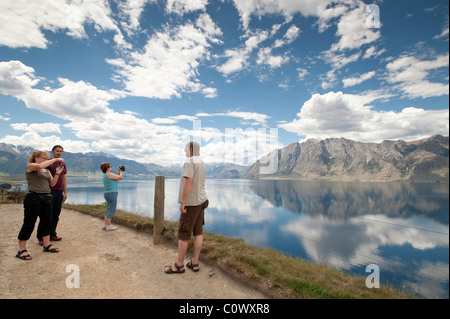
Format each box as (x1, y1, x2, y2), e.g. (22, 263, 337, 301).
(100, 162, 111, 173)
(29, 151, 50, 163)
(187, 141, 200, 156)
(52, 145, 64, 151)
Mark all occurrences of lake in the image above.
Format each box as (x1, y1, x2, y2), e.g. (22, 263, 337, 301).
(63, 177, 449, 299)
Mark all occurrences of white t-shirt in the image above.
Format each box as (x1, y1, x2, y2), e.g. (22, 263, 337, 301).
(178, 156, 208, 206)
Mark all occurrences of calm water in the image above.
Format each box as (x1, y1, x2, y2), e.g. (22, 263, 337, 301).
(64, 177, 449, 299)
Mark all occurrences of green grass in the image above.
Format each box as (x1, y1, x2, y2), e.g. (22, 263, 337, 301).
(60, 203, 415, 299)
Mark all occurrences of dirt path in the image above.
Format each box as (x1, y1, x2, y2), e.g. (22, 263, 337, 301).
(0, 204, 267, 299)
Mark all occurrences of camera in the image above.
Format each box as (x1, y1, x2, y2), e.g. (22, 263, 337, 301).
(119, 165, 125, 172)
(58, 162, 65, 167)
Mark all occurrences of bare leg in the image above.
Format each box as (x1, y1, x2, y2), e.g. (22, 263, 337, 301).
(176, 239, 188, 267)
(192, 235, 203, 267)
(165, 239, 188, 273)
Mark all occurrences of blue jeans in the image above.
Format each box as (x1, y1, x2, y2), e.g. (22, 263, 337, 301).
(104, 192, 118, 219)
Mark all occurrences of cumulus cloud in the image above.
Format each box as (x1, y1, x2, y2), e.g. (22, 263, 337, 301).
(386, 53, 449, 99)
(0, 60, 275, 166)
(0, 132, 91, 154)
(107, 13, 222, 99)
(279, 91, 449, 143)
(11, 122, 62, 134)
(330, 5, 380, 52)
(0, 60, 188, 164)
(0, 0, 126, 49)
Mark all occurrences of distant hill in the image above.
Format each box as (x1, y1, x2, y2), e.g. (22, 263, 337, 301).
(0, 143, 179, 178)
(167, 162, 250, 178)
(2, 134, 448, 181)
(244, 135, 449, 182)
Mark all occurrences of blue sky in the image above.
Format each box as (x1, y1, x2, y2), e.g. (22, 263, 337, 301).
(0, 0, 448, 166)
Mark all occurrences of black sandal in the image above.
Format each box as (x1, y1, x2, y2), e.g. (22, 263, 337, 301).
(43, 244, 59, 253)
(16, 249, 32, 260)
(165, 262, 185, 274)
(187, 260, 200, 272)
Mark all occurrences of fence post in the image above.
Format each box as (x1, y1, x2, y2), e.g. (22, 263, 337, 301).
(153, 176, 165, 245)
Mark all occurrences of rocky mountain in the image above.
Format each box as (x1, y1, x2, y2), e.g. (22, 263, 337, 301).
(2, 134, 448, 181)
(244, 135, 449, 182)
(0, 143, 179, 178)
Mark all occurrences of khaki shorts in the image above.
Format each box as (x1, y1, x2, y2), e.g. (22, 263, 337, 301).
(178, 200, 209, 241)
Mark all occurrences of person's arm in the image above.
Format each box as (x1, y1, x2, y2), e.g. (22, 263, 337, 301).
(180, 177, 193, 214)
(26, 158, 63, 173)
(63, 174, 68, 202)
(107, 169, 123, 180)
(50, 165, 64, 187)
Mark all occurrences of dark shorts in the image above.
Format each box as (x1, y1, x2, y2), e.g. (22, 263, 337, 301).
(178, 200, 209, 241)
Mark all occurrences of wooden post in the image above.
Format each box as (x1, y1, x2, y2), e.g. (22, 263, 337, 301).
(153, 176, 165, 245)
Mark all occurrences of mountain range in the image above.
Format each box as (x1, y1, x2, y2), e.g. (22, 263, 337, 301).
(1, 134, 448, 181)
(244, 134, 449, 182)
(0, 143, 248, 178)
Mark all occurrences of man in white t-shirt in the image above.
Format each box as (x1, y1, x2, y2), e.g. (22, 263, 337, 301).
(165, 142, 209, 274)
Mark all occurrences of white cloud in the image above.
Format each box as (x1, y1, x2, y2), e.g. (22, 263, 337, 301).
(297, 68, 309, 80)
(196, 110, 270, 126)
(217, 30, 269, 76)
(363, 46, 386, 59)
(330, 5, 381, 52)
(0, 132, 91, 154)
(0, 60, 189, 164)
(0, 0, 126, 49)
(342, 71, 376, 87)
(386, 53, 449, 99)
(279, 91, 449, 143)
(256, 47, 289, 68)
(0, 61, 121, 121)
(433, 15, 449, 40)
(107, 13, 222, 99)
(165, 0, 208, 15)
(118, 0, 154, 36)
(11, 122, 62, 134)
(231, 0, 350, 30)
(284, 25, 301, 43)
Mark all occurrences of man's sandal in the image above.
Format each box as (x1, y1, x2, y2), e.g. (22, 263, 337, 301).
(186, 260, 200, 272)
(16, 249, 32, 260)
(165, 263, 185, 274)
(43, 244, 59, 253)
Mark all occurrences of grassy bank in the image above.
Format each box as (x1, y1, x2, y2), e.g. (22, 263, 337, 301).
(63, 203, 415, 299)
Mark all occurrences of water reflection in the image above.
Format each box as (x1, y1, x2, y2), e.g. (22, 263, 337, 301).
(65, 177, 449, 298)
(247, 180, 449, 299)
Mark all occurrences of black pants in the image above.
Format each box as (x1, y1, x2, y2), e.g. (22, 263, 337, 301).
(37, 190, 63, 241)
(18, 193, 52, 241)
